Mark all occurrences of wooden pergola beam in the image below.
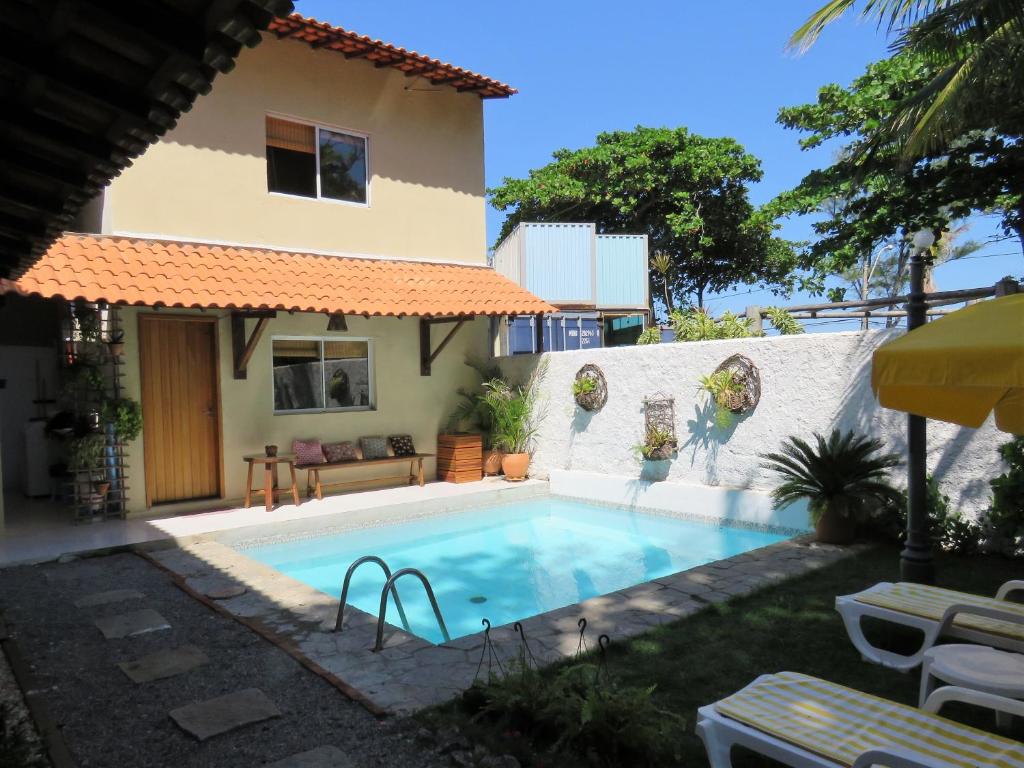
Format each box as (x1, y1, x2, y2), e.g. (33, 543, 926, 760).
(420, 316, 471, 376)
(231, 311, 275, 379)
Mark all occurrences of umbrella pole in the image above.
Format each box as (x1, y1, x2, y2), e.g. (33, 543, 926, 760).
(899, 242, 935, 584)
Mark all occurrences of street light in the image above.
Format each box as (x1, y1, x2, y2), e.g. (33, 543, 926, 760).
(901, 228, 935, 584)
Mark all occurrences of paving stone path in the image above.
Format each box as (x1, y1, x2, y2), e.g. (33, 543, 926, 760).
(0, 552, 447, 767)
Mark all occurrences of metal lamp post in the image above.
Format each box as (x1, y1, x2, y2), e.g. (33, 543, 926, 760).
(900, 228, 936, 584)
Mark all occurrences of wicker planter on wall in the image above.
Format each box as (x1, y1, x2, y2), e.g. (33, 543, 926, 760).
(573, 363, 608, 412)
(713, 354, 762, 415)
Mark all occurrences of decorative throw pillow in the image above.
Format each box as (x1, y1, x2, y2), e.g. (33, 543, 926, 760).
(360, 436, 389, 460)
(322, 441, 358, 463)
(292, 438, 325, 466)
(389, 434, 416, 457)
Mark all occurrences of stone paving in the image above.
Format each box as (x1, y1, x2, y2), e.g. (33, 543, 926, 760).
(150, 533, 858, 714)
(169, 687, 281, 741)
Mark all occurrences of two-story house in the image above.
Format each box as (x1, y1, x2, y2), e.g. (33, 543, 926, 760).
(2, 13, 552, 520)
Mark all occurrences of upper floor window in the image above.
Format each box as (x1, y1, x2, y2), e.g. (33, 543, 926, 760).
(266, 116, 368, 205)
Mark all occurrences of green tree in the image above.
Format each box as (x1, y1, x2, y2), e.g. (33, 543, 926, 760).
(489, 126, 798, 308)
(769, 53, 1023, 290)
(791, 0, 1024, 157)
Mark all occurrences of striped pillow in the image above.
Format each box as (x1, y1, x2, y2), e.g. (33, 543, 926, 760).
(292, 438, 325, 466)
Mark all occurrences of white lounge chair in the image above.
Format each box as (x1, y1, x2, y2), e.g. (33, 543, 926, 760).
(696, 671, 1024, 768)
(835, 580, 1024, 671)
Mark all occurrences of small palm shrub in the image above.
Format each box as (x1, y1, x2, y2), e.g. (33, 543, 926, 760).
(761, 430, 902, 542)
(764, 306, 804, 335)
(479, 363, 545, 455)
(635, 326, 662, 345)
(668, 307, 763, 342)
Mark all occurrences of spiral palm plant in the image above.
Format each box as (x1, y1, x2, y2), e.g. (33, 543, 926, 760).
(761, 429, 902, 543)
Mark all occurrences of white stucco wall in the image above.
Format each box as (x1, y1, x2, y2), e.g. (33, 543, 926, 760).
(498, 330, 1004, 519)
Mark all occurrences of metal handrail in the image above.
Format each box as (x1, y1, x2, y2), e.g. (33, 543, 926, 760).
(374, 567, 450, 651)
(334, 555, 409, 633)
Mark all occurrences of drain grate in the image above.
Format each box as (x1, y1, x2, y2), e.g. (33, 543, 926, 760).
(469, 596, 487, 604)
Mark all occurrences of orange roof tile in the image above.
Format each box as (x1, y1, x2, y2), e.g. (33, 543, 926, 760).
(11, 234, 555, 318)
(269, 14, 516, 99)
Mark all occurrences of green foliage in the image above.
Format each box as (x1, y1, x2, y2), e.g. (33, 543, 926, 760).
(67, 433, 105, 472)
(572, 377, 597, 397)
(635, 326, 662, 345)
(480, 364, 546, 455)
(761, 430, 903, 525)
(988, 437, 1024, 556)
(791, 1, 1024, 158)
(668, 307, 762, 343)
(489, 125, 799, 307)
(100, 397, 143, 442)
(698, 370, 746, 429)
(871, 476, 983, 556)
(770, 50, 1024, 290)
(73, 301, 102, 343)
(633, 427, 676, 461)
(448, 356, 504, 442)
(60, 361, 104, 413)
(764, 307, 804, 335)
(461, 661, 685, 767)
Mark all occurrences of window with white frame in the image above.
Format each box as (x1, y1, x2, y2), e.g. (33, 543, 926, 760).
(271, 337, 374, 413)
(265, 116, 368, 205)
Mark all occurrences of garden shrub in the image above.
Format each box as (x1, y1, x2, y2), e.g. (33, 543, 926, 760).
(988, 437, 1024, 557)
(460, 661, 685, 767)
(869, 475, 982, 556)
(635, 326, 662, 345)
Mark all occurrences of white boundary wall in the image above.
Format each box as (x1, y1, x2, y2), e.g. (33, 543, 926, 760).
(498, 330, 1004, 522)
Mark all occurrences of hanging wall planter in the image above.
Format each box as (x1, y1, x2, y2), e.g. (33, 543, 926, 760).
(700, 354, 761, 428)
(635, 395, 677, 460)
(572, 363, 608, 412)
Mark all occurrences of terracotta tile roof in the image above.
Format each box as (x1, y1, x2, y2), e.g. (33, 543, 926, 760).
(10, 234, 555, 318)
(269, 13, 516, 99)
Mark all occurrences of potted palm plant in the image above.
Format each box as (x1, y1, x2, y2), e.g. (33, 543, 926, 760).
(480, 368, 544, 481)
(760, 429, 902, 544)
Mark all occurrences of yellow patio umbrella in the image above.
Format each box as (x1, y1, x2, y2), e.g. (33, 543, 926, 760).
(872, 293, 1024, 434)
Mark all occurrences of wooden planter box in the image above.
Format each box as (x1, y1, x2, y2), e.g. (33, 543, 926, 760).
(437, 433, 483, 483)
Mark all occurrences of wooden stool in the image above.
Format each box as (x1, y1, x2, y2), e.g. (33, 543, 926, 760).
(243, 454, 300, 512)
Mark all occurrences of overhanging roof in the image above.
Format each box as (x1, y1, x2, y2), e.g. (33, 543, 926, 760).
(269, 13, 516, 99)
(0, 0, 293, 279)
(9, 234, 557, 318)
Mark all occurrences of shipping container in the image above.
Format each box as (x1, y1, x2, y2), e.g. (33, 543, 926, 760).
(596, 234, 649, 309)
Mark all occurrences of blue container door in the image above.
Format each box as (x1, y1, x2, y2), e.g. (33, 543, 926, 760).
(509, 317, 536, 354)
(562, 316, 582, 350)
(579, 318, 602, 349)
(543, 317, 566, 352)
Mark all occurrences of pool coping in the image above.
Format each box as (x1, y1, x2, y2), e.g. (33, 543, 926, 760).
(144, 488, 859, 715)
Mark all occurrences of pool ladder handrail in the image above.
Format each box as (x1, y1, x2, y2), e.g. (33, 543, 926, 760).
(334, 556, 451, 652)
(335, 555, 410, 633)
(374, 567, 451, 651)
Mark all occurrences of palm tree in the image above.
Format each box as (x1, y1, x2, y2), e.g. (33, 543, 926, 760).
(790, 1, 1024, 156)
(650, 251, 675, 313)
(761, 429, 903, 543)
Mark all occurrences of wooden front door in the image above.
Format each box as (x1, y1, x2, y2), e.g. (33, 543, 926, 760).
(139, 315, 222, 505)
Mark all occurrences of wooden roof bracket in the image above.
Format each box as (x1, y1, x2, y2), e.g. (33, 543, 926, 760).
(420, 316, 471, 376)
(232, 310, 276, 379)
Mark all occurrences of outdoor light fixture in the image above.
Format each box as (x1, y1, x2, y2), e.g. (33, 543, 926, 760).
(327, 313, 348, 332)
(912, 229, 935, 252)
(901, 226, 936, 584)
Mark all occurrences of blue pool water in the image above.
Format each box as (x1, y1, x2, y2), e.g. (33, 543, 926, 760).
(241, 498, 790, 643)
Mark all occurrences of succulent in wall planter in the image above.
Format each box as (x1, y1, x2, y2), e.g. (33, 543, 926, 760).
(572, 363, 607, 412)
(700, 354, 762, 429)
(634, 427, 676, 461)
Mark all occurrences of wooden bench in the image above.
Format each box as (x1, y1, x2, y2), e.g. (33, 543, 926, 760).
(298, 454, 433, 500)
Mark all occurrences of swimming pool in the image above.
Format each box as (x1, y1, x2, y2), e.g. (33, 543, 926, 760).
(241, 497, 791, 644)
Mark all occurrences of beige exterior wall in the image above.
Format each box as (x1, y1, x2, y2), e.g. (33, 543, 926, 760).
(117, 307, 489, 516)
(101, 34, 487, 264)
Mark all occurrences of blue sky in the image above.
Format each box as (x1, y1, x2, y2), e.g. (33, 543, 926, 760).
(296, 1, 1021, 323)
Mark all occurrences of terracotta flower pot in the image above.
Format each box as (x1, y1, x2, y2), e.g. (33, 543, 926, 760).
(814, 506, 856, 545)
(483, 449, 505, 476)
(501, 452, 530, 481)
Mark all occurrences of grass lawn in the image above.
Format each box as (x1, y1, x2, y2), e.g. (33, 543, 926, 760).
(422, 544, 1023, 766)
